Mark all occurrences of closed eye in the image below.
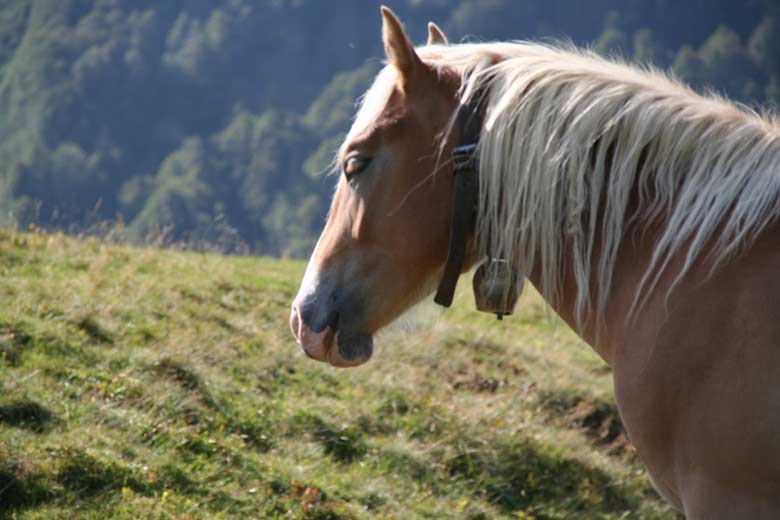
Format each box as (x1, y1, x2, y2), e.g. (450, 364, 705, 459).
(343, 154, 372, 178)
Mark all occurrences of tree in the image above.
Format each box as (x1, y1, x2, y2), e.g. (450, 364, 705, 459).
(748, 17, 780, 74)
(0, 1, 776, 257)
(633, 29, 656, 65)
(672, 46, 706, 85)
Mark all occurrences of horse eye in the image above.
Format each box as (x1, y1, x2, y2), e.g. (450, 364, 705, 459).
(343, 155, 371, 178)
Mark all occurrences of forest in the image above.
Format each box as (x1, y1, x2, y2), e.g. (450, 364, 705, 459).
(0, 0, 778, 257)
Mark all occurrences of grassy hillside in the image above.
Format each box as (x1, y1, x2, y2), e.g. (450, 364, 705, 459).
(0, 231, 677, 519)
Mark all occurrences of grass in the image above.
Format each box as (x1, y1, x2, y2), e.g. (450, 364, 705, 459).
(0, 230, 678, 519)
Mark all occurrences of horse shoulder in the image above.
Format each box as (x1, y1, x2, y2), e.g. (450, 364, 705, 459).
(610, 223, 780, 516)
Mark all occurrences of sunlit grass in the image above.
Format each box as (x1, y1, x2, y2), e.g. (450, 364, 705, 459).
(0, 230, 677, 519)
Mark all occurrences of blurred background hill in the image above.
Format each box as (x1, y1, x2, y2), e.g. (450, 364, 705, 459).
(0, 0, 778, 257)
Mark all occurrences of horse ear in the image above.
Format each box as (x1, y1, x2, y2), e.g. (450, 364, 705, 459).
(427, 22, 448, 45)
(380, 6, 424, 83)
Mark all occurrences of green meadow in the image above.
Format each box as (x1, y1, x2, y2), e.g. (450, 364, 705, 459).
(0, 231, 676, 519)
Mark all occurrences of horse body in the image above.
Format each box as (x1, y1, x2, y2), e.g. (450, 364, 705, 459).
(290, 7, 780, 516)
(546, 220, 780, 515)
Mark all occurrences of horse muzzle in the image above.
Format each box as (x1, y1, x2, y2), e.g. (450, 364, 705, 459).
(289, 302, 373, 368)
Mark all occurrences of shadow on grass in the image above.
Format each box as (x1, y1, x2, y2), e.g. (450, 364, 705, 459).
(56, 449, 244, 509)
(446, 437, 631, 516)
(74, 316, 114, 344)
(538, 389, 633, 457)
(154, 357, 201, 390)
(57, 448, 145, 499)
(268, 477, 357, 520)
(152, 356, 220, 409)
(0, 465, 50, 514)
(376, 448, 438, 485)
(0, 400, 57, 433)
(0, 326, 32, 365)
(1, 321, 83, 361)
(288, 413, 367, 463)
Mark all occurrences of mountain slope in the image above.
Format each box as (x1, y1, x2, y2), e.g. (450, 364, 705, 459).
(0, 1, 776, 256)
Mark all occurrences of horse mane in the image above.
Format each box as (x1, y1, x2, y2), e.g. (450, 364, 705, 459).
(352, 41, 780, 328)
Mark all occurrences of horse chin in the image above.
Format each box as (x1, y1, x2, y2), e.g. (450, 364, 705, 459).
(327, 331, 374, 368)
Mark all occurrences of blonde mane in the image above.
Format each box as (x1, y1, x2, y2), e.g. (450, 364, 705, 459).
(352, 41, 780, 328)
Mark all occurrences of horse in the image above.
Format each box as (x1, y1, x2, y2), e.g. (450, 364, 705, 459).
(290, 6, 780, 517)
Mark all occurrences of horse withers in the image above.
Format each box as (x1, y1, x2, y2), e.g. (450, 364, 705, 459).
(290, 6, 780, 518)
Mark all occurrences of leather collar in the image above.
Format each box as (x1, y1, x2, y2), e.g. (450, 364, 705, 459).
(433, 91, 483, 307)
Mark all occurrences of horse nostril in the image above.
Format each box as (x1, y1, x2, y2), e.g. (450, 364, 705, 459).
(294, 289, 342, 333)
(326, 311, 340, 332)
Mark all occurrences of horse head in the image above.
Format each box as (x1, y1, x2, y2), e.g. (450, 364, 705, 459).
(290, 8, 466, 367)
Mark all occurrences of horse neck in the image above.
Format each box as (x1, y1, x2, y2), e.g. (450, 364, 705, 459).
(523, 220, 665, 366)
